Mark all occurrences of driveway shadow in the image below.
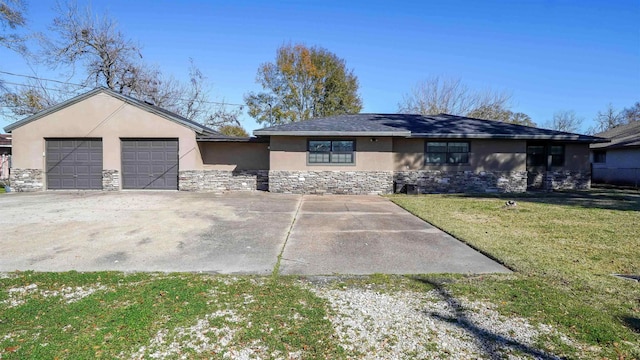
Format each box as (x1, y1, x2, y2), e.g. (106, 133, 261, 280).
(412, 277, 563, 360)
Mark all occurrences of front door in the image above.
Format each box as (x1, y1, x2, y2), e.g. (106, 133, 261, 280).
(526, 143, 547, 189)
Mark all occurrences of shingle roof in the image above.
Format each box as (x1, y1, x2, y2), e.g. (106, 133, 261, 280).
(590, 121, 640, 149)
(254, 113, 607, 142)
(3, 87, 222, 136)
(196, 135, 269, 143)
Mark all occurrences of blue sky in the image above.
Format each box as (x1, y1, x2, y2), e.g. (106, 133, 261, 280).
(1, 0, 638, 134)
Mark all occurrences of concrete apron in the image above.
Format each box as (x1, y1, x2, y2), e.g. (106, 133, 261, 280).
(278, 195, 511, 275)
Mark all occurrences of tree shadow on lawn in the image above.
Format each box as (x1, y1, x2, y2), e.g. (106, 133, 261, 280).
(412, 277, 564, 360)
(621, 316, 640, 334)
(457, 189, 640, 212)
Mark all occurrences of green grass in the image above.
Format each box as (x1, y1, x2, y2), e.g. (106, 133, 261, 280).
(0, 272, 344, 359)
(389, 189, 640, 359)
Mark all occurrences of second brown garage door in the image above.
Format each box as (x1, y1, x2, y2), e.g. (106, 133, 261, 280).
(121, 139, 178, 190)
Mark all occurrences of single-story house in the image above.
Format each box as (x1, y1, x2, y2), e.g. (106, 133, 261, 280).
(254, 114, 606, 194)
(3, 87, 607, 194)
(590, 121, 640, 187)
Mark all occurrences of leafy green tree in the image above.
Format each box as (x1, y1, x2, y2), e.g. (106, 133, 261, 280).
(218, 124, 249, 137)
(508, 112, 536, 127)
(245, 43, 362, 126)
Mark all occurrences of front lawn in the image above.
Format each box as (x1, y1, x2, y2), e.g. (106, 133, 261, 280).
(389, 190, 640, 358)
(0, 273, 344, 359)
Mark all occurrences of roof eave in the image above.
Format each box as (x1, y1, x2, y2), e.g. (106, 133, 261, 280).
(103, 90, 212, 135)
(4, 88, 105, 133)
(252, 130, 411, 137)
(196, 136, 269, 143)
(3, 87, 216, 135)
(409, 133, 609, 142)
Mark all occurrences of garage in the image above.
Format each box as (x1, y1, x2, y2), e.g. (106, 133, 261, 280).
(3, 88, 223, 192)
(46, 138, 103, 190)
(121, 139, 179, 190)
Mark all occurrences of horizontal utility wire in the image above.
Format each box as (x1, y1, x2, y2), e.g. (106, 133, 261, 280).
(0, 70, 246, 107)
(0, 70, 87, 87)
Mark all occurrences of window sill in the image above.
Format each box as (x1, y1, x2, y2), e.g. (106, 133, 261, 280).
(307, 163, 356, 166)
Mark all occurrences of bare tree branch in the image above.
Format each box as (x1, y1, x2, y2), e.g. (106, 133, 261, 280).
(398, 76, 513, 120)
(545, 110, 583, 133)
(44, 1, 143, 94)
(0, 0, 27, 54)
(620, 101, 640, 123)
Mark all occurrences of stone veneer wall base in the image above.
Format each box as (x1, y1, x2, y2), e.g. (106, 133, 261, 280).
(269, 170, 394, 195)
(394, 170, 528, 193)
(9, 169, 44, 192)
(545, 170, 591, 190)
(5, 168, 591, 194)
(179, 170, 269, 192)
(102, 170, 120, 191)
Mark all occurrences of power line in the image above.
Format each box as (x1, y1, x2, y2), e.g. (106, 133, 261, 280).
(0, 80, 77, 93)
(0, 70, 87, 88)
(0, 70, 246, 107)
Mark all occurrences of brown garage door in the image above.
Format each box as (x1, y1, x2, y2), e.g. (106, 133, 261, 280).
(46, 139, 103, 190)
(121, 139, 178, 190)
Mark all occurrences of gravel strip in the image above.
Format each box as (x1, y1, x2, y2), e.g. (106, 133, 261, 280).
(3, 283, 108, 307)
(130, 309, 242, 359)
(311, 286, 583, 359)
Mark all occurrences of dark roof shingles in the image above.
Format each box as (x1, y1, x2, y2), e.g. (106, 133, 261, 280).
(591, 121, 640, 149)
(255, 113, 605, 142)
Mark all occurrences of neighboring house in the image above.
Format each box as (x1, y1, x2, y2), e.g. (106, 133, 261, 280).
(3, 88, 606, 194)
(0, 134, 11, 181)
(590, 121, 640, 187)
(0, 134, 11, 155)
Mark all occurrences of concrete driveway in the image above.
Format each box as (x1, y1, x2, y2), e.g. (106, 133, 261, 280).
(0, 192, 509, 274)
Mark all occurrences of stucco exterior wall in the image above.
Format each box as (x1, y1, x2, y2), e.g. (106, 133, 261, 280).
(269, 136, 394, 171)
(558, 143, 590, 171)
(592, 148, 640, 186)
(393, 138, 526, 172)
(10, 93, 203, 173)
(199, 142, 269, 170)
